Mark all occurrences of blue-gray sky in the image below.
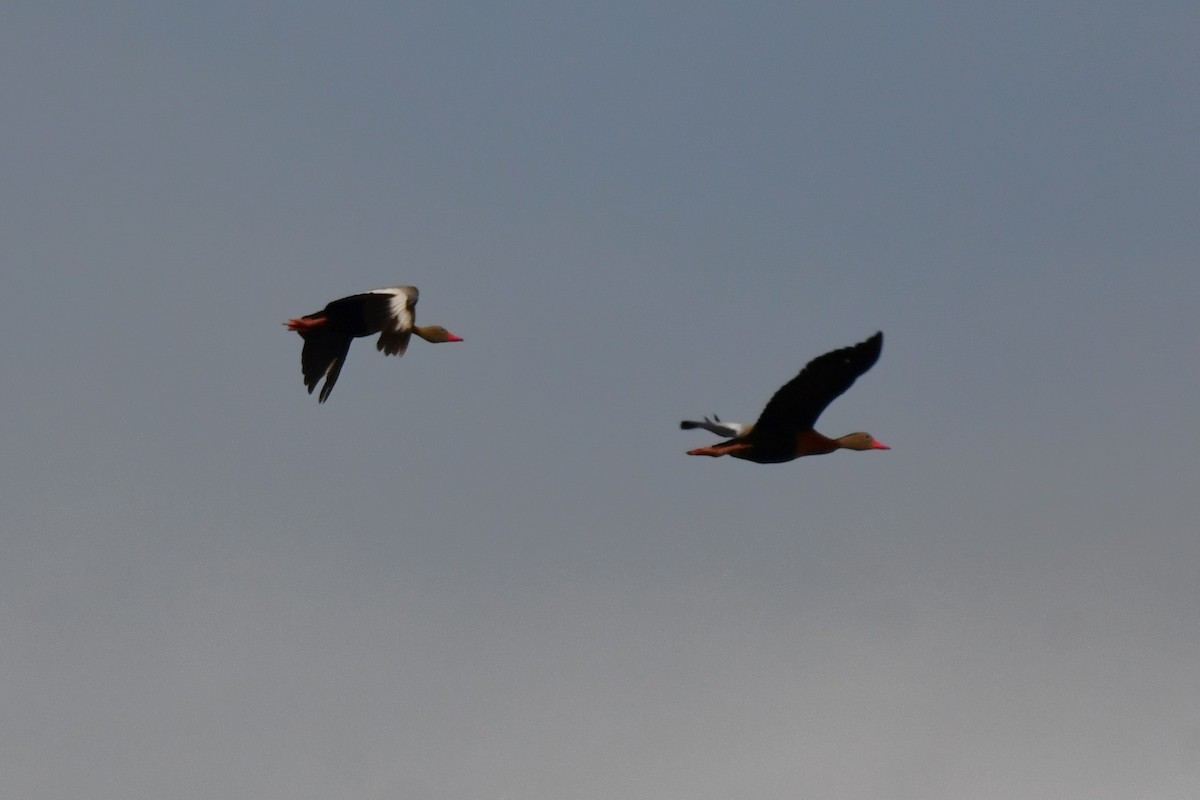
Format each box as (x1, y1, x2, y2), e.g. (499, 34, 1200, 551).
(3, 3, 1199, 798)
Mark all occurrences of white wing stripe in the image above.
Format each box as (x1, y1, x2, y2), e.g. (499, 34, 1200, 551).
(364, 286, 417, 332)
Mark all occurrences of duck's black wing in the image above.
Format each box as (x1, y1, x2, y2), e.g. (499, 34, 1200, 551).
(750, 332, 883, 440)
(300, 329, 354, 404)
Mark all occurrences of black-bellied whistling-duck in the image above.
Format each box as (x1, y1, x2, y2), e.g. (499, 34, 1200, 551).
(685, 332, 889, 464)
(284, 286, 462, 403)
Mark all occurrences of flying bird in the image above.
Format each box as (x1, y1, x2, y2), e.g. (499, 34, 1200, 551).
(684, 332, 889, 464)
(284, 286, 462, 403)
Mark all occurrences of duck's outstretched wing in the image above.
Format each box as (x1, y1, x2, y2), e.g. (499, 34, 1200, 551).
(300, 330, 353, 404)
(679, 415, 752, 438)
(368, 286, 418, 356)
(751, 332, 883, 439)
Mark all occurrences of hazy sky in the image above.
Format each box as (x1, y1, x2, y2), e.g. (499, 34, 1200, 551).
(3, 3, 1199, 798)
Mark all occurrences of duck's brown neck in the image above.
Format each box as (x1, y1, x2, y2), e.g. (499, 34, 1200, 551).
(795, 430, 840, 456)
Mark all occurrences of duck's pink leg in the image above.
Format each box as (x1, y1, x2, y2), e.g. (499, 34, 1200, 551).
(687, 442, 752, 458)
(285, 316, 328, 332)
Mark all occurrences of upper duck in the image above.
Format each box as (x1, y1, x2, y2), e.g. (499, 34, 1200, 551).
(284, 286, 462, 403)
(685, 332, 889, 464)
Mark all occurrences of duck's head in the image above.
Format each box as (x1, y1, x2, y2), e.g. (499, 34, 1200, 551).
(837, 432, 890, 451)
(414, 325, 464, 343)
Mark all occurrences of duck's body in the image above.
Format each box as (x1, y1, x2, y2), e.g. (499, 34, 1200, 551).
(685, 332, 889, 464)
(284, 286, 461, 403)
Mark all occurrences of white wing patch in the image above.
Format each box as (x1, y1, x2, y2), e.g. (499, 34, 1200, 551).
(682, 416, 751, 438)
(370, 286, 418, 357)
(365, 286, 418, 333)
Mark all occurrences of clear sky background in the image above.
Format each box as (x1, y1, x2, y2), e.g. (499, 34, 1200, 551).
(3, 3, 1199, 798)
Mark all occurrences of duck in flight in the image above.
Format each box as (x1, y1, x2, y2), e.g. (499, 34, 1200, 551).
(284, 286, 462, 403)
(684, 332, 889, 464)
